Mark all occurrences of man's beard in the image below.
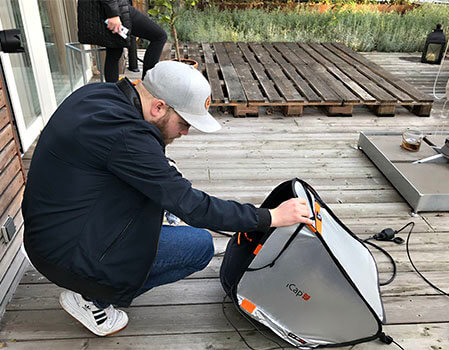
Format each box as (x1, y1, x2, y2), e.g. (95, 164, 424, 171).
(154, 111, 175, 145)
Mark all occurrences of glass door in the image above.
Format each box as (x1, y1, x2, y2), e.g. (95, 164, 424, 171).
(0, 0, 58, 152)
(0, 0, 83, 152)
(0, 0, 44, 152)
(37, 0, 82, 105)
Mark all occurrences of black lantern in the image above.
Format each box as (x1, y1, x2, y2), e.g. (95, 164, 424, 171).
(421, 24, 446, 64)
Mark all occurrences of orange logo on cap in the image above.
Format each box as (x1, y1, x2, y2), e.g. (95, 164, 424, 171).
(205, 96, 211, 111)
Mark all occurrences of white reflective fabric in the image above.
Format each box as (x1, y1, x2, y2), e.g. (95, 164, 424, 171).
(294, 180, 384, 320)
(235, 180, 383, 348)
(319, 207, 385, 321)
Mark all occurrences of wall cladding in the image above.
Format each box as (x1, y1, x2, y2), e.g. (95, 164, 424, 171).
(0, 73, 28, 319)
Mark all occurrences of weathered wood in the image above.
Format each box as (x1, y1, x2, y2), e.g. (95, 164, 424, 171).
(201, 43, 224, 103)
(325, 105, 354, 116)
(0, 186, 23, 240)
(322, 43, 399, 103)
(282, 43, 342, 102)
(1, 295, 448, 341)
(2, 51, 447, 348)
(0, 247, 26, 318)
(0, 173, 24, 217)
(372, 104, 397, 116)
(9, 269, 449, 311)
(186, 42, 203, 72)
(333, 43, 434, 103)
(0, 108, 9, 131)
(283, 105, 303, 116)
(0, 88, 4, 109)
(250, 43, 304, 102)
(0, 225, 24, 289)
(300, 44, 360, 103)
(233, 104, 259, 116)
(269, 43, 321, 102)
(223, 43, 264, 103)
(0, 141, 16, 173)
(405, 104, 433, 117)
(308, 43, 376, 103)
(238, 42, 283, 103)
(0, 124, 14, 151)
(1, 323, 448, 349)
(213, 43, 246, 103)
(0, 156, 21, 194)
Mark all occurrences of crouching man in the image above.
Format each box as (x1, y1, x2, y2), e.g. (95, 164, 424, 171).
(22, 61, 313, 336)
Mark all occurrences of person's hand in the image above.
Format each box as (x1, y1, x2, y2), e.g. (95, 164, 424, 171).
(106, 16, 122, 34)
(269, 198, 314, 227)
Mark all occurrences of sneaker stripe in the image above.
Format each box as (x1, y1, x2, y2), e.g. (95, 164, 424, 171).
(93, 311, 107, 320)
(96, 315, 107, 325)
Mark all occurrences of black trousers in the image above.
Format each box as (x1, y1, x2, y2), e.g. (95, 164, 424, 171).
(104, 6, 167, 82)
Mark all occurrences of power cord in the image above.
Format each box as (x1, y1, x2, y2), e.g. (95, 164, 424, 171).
(362, 228, 404, 286)
(379, 332, 405, 350)
(404, 222, 449, 297)
(218, 222, 448, 350)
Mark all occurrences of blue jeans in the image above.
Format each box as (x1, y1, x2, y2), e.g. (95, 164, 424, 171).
(91, 225, 214, 308)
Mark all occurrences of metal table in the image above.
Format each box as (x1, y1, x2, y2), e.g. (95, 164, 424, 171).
(358, 131, 449, 212)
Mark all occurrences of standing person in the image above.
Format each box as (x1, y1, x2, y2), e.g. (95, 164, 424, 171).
(22, 61, 313, 337)
(77, 0, 167, 82)
(127, 0, 140, 73)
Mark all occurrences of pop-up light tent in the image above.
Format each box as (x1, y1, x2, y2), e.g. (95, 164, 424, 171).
(220, 178, 386, 348)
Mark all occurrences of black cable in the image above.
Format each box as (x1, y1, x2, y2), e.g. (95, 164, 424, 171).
(362, 238, 397, 286)
(405, 221, 449, 297)
(222, 295, 259, 350)
(392, 339, 405, 350)
(379, 331, 405, 349)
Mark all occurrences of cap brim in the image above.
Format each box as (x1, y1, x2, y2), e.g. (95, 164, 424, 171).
(176, 110, 221, 133)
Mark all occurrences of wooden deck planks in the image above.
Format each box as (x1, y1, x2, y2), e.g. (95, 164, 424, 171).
(213, 43, 247, 103)
(238, 42, 283, 103)
(201, 43, 225, 103)
(1, 52, 448, 350)
(282, 42, 342, 103)
(264, 43, 321, 102)
(333, 43, 434, 104)
(249, 43, 304, 103)
(223, 43, 264, 103)
(161, 42, 434, 117)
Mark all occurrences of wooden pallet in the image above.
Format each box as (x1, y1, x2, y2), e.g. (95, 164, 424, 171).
(161, 42, 434, 117)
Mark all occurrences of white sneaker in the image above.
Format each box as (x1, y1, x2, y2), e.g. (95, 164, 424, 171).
(59, 290, 128, 336)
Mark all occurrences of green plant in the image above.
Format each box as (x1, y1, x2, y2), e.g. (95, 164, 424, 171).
(148, 0, 198, 60)
(170, 3, 449, 52)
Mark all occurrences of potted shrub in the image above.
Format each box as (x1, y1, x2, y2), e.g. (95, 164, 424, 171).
(148, 0, 199, 67)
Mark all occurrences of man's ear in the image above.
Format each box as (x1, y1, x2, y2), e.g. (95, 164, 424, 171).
(150, 99, 169, 120)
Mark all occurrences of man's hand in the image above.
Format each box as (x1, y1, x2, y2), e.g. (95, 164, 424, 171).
(269, 198, 314, 227)
(106, 16, 122, 34)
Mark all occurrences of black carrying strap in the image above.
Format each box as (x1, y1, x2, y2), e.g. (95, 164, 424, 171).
(246, 223, 304, 272)
(246, 179, 319, 272)
(116, 77, 143, 116)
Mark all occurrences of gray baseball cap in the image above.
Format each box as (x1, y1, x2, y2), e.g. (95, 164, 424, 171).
(142, 61, 221, 133)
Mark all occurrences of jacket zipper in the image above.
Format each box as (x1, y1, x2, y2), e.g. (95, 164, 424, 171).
(99, 216, 135, 262)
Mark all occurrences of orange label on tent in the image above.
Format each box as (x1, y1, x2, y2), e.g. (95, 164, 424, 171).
(253, 244, 263, 255)
(240, 298, 256, 314)
(315, 202, 322, 234)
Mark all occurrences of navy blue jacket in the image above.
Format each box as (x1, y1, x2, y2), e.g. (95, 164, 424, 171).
(22, 82, 270, 306)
